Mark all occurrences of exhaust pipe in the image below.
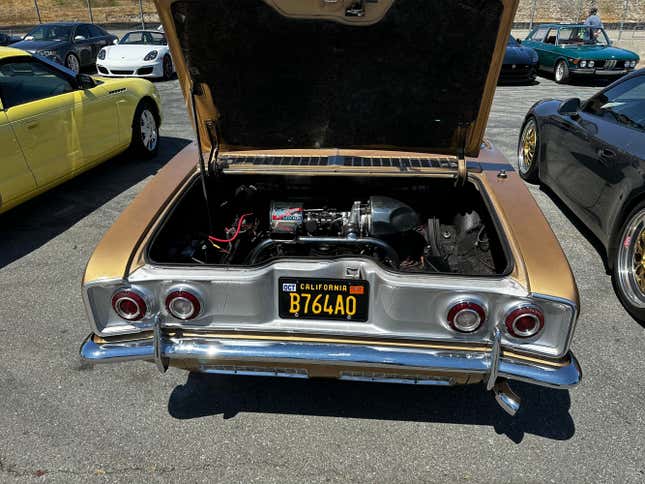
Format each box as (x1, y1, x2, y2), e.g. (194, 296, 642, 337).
(493, 379, 521, 416)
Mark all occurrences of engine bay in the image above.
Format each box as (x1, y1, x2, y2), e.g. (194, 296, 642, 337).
(148, 174, 509, 275)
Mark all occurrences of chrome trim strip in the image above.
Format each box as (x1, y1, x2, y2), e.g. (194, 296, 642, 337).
(80, 335, 581, 389)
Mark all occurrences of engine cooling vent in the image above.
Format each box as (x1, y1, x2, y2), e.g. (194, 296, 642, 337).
(219, 155, 458, 170)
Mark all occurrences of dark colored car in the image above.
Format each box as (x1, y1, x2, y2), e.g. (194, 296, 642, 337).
(0, 32, 21, 46)
(499, 35, 538, 83)
(518, 69, 645, 320)
(523, 24, 639, 84)
(10, 22, 117, 73)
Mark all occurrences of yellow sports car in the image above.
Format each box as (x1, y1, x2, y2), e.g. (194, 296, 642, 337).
(0, 46, 161, 214)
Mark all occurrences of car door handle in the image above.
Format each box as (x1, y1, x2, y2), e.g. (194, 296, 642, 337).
(599, 148, 616, 158)
(26, 122, 39, 130)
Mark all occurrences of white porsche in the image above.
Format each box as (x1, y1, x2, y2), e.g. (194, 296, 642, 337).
(96, 30, 174, 80)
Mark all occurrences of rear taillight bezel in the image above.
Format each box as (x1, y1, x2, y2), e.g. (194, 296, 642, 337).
(447, 300, 486, 333)
(505, 305, 544, 338)
(111, 289, 148, 321)
(165, 289, 202, 320)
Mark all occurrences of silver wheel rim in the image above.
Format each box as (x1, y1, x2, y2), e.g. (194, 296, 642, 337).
(518, 119, 537, 176)
(555, 62, 564, 82)
(67, 55, 79, 73)
(140, 109, 157, 152)
(617, 210, 645, 308)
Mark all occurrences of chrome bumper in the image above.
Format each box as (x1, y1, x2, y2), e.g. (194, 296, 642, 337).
(80, 333, 581, 390)
(574, 68, 628, 75)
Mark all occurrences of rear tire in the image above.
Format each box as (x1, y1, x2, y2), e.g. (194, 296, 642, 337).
(130, 101, 159, 158)
(612, 201, 645, 323)
(517, 117, 540, 183)
(554, 60, 569, 84)
(162, 55, 173, 80)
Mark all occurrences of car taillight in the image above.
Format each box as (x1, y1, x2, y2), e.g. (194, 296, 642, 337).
(447, 301, 486, 333)
(166, 290, 201, 320)
(505, 306, 544, 338)
(112, 289, 147, 321)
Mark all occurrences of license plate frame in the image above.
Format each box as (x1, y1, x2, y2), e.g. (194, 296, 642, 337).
(278, 277, 369, 322)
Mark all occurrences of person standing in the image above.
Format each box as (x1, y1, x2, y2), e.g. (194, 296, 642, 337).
(584, 7, 603, 28)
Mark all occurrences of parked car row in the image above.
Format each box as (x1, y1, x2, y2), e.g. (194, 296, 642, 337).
(2, 22, 173, 79)
(501, 24, 639, 84)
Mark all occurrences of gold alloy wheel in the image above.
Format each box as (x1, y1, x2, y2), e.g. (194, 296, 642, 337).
(633, 230, 645, 293)
(518, 119, 537, 175)
(617, 210, 645, 308)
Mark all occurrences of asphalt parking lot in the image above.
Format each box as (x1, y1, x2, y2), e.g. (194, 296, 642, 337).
(1, 74, 644, 483)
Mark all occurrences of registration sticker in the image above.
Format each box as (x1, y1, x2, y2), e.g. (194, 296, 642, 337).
(282, 283, 297, 292)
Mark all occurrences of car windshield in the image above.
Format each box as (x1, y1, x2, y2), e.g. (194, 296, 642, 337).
(24, 25, 73, 42)
(119, 31, 167, 45)
(558, 26, 609, 46)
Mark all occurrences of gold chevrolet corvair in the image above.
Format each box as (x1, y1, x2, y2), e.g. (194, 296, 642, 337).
(80, 0, 581, 415)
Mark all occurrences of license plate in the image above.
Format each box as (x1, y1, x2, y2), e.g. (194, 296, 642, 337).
(279, 277, 369, 322)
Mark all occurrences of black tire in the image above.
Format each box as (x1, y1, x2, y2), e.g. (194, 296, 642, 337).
(611, 201, 645, 323)
(554, 60, 569, 84)
(130, 101, 159, 158)
(162, 55, 173, 80)
(65, 53, 80, 73)
(517, 116, 540, 183)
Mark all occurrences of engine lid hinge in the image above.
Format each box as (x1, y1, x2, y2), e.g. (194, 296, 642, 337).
(205, 119, 226, 177)
(455, 122, 469, 187)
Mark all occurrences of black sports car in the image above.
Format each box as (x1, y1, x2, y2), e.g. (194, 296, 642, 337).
(10, 22, 117, 72)
(499, 36, 538, 83)
(518, 69, 645, 320)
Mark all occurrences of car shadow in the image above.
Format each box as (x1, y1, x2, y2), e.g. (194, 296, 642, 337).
(0, 136, 191, 269)
(168, 373, 575, 443)
(537, 72, 613, 87)
(497, 79, 540, 87)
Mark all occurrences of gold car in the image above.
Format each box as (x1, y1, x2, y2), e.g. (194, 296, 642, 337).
(80, 0, 581, 416)
(0, 47, 161, 214)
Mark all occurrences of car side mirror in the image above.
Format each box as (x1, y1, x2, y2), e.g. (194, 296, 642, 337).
(77, 73, 96, 90)
(74, 35, 86, 41)
(516, 38, 522, 44)
(558, 98, 581, 117)
(113, 38, 119, 45)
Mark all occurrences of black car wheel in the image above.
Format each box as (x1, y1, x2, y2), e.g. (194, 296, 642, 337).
(130, 101, 159, 158)
(554, 60, 569, 84)
(162, 55, 173, 80)
(613, 201, 645, 323)
(65, 53, 80, 73)
(517, 117, 540, 183)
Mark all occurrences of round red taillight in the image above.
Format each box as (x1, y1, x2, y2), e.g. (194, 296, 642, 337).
(447, 301, 486, 333)
(505, 306, 544, 338)
(112, 290, 147, 321)
(166, 290, 201, 320)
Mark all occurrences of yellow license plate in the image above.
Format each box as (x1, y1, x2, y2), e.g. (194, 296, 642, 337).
(278, 278, 369, 322)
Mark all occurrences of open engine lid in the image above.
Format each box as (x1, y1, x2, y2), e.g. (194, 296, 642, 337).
(156, 0, 517, 159)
